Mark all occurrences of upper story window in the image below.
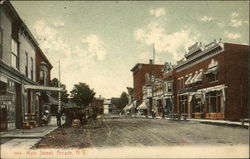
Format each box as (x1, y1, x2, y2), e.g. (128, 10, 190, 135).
(167, 82, 172, 92)
(11, 39, 19, 69)
(0, 28, 3, 59)
(205, 59, 219, 83)
(40, 62, 48, 86)
(25, 52, 28, 77)
(30, 57, 34, 80)
(179, 77, 184, 90)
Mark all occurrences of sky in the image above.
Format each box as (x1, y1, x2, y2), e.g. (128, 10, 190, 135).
(11, 1, 249, 98)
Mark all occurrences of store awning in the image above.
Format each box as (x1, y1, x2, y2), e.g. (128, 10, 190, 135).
(123, 103, 133, 111)
(193, 71, 203, 83)
(189, 72, 198, 84)
(205, 66, 218, 75)
(185, 75, 192, 85)
(123, 101, 137, 111)
(137, 101, 147, 110)
(24, 85, 64, 92)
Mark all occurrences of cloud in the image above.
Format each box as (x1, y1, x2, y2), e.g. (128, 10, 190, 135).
(224, 31, 241, 39)
(134, 15, 199, 62)
(53, 21, 65, 27)
(231, 12, 239, 18)
(217, 22, 225, 28)
(229, 19, 242, 27)
(150, 8, 166, 18)
(199, 16, 214, 22)
(82, 35, 107, 61)
(229, 12, 242, 27)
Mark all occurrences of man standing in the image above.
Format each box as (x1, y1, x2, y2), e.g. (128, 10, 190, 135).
(56, 110, 62, 127)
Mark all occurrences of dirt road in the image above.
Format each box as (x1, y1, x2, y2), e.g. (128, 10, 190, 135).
(35, 118, 249, 149)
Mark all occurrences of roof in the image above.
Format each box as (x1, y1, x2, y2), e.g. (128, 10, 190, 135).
(130, 63, 164, 72)
(37, 47, 53, 69)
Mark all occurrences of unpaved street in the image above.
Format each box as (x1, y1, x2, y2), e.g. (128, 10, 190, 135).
(35, 118, 249, 149)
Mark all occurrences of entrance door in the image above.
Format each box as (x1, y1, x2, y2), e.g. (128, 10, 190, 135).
(0, 103, 7, 131)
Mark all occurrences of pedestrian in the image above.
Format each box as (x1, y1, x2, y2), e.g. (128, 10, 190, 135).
(56, 110, 62, 127)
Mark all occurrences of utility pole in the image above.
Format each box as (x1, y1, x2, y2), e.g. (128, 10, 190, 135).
(58, 60, 61, 112)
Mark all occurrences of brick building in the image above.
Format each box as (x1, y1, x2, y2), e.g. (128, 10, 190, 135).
(174, 40, 249, 120)
(130, 60, 164, 106)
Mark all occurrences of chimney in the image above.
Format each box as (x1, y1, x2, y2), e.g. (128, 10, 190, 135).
(149, 59, 153, 64)
(99, 95, 101, 98)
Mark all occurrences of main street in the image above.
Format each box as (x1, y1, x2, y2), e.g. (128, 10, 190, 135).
(36, 117, 249, 148)
(1, 117, 249, 158)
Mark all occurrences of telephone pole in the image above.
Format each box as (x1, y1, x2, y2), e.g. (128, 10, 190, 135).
(58, 60, 61, 112)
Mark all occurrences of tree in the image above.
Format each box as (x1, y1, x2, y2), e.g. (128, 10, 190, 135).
(119, 92, 129, 110)
(50, 78, 69, 103)
(70, 82, 96, 107)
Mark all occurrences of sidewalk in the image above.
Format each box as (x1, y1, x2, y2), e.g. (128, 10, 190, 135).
(187, 118, 249, 128)
(0, 116, 59, 138)
(133, 115, 249, 128)
(0, 116, 62, 151)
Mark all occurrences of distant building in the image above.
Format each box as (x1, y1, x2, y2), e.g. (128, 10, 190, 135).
(92, 96, 105, 114)
(130, 60, 164, 106)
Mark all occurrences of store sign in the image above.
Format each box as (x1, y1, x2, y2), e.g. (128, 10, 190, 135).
(24, 85, 64, 92)
(0, 95, 12, 101)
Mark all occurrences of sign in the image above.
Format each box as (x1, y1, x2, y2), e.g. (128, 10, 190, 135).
(0, 95, 12, 101)
(24, 85, 64, 92)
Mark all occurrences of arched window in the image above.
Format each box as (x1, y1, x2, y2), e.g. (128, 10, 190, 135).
(40, 62, 48, 86)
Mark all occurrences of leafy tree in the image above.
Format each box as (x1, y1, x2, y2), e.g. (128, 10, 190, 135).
(119, 92, 129, 110)
(50, 78, 69, 103)
(70, 82, 96, 107)
(112, 92, 129, 111)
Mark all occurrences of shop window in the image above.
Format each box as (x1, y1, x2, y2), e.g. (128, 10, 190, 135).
(11, 39, 19, 69)
(192, 97, 202, 113)
(206, 91, 222, 113)
(179, 95, 188, 113)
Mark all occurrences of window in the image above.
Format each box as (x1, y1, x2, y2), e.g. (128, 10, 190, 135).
(207, 73, 218, 83)
(40, 64, 48, 85)
(167, 82, 172, 92)
(179, 95, 188, 113)
(11, 39, 18, 69)
(25, 52, 28, 77)
(206, 91, 222, 113)
(0, 28, 2, 59)
(30, 57, 33, 80)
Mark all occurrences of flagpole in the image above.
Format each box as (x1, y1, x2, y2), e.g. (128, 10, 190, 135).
(58, 60, 61, 112)
(153, 43, 155, 64)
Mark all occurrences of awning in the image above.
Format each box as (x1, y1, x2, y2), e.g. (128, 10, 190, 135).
(123, 101, 137, 111)
(123, 103, 133, 111)
(137, 101, 147, 110)
(189, 72, 198, 84)
(193, 71, 203, 83)
(185, 75, 192, 85)
(197, 84, 227, 101)
(205, 66, 218, 75)
(24, 85, 64, 92)
(47, 95, 66, 106)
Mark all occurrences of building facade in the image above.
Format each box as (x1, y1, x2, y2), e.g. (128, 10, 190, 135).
(130, 60, 164, 105)
(174, 40, 249, 120)
(0, 2, 60, 131)
(162, 62, 175, 117)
